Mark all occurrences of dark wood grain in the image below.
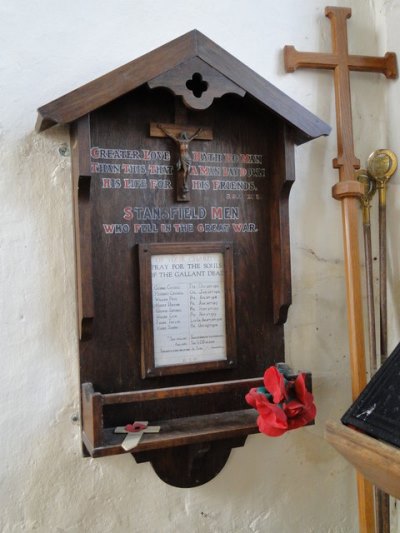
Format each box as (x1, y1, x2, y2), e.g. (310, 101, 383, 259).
(270, 123, 295, 324)
(71, 116, 94, 340)
(83, 409, 259, 458)
(36, 30, 330, 143)
(36, 31, 198, 132)
(82, 88, 285, 406)
(148, 55, 245, 110)
(53, 30, 321, 485)
(150, 122, 213, 140)
(102, 377, 263, 404)
(135, 438, 246, 488)
(74, 85, 297, 477)
(81, 383, 103, 448)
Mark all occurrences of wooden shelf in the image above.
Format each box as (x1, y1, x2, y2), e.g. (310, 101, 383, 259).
(325, 421, 400, 499)
(81, 380, 262, 458)
(83, 409, 259, 458)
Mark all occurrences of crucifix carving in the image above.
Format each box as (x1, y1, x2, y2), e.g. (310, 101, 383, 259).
(284, 7, 398, 533)
(150, 122, 213, 202)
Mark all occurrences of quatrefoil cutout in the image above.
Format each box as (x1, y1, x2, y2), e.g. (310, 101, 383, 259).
(186, 72, 209, 98)
(147, 58, 246, 110)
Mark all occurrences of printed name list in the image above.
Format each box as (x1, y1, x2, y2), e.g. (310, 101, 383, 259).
(151, 253, 227, 367)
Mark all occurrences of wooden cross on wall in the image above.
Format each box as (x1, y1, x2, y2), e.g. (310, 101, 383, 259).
(284, 7, 398, 533)
(284, 6, 397, 183)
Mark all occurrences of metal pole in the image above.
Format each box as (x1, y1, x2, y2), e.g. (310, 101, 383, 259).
(356, 170, 377, 375)
(367, 149, 398, 533)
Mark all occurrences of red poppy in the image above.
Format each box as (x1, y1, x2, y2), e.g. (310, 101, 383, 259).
(263, 366, 287, 403)
(124, 422, 147, 432)
(245, 387, 262, 409)
(256, 396, 289, 436)
(246, 367, 316, 437)
(286, 373, 316, 429)
(284, 400, 304, 418)
(246, 388, 289, 436)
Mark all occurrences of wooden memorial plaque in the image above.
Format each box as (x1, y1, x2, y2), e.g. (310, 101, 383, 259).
(36, 30, 330, 487)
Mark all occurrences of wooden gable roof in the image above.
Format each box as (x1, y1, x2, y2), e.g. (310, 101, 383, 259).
(36, 30, 330, 144)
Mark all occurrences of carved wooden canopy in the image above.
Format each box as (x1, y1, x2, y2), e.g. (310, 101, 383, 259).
(36, 30, 330, 145)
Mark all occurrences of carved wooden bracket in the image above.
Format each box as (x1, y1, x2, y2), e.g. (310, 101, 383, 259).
(148, 57, 245, 110)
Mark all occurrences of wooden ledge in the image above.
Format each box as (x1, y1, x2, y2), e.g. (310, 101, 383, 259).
(82, 409, 259, 458)
(325, 421, 400, 499)
(81, 380, 264, 457)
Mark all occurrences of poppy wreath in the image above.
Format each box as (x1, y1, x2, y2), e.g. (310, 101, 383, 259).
(245, 366, 316, 437)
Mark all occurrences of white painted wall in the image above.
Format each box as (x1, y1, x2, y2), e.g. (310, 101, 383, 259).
(1, 0, 399, 531)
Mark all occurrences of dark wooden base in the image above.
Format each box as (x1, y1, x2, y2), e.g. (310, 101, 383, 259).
(134, 437, 246, 488)
(80, 379, 260, 486)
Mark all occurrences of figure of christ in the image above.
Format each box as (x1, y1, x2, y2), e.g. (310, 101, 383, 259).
(158, 125, 202, 197)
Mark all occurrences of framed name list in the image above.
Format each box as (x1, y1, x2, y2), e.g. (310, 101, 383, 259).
(139, 242, 236, 377)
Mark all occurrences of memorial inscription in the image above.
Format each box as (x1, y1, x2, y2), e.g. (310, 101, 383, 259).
(152, 252, 227, 367)
(139, 242, 236, 377)
(91, 144, 266, 235)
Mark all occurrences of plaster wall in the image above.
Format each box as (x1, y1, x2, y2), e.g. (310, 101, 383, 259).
(1, 0, 399, 531)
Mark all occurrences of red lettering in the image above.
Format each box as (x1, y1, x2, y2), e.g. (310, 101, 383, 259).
(211, 207, 223, 220)
(90, 147, 100, 159)
(123, 207, 134, 221)
(232, 224, 243, 232)
(103, 224, 115, 234)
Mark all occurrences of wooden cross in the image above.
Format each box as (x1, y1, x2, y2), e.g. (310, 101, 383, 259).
(150, 122, 213, 202)
(284, 7, 398, 533)
(115, 421, 161, 451)
(284, 6, 397, 183)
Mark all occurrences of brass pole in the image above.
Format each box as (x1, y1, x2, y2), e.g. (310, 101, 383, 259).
(356, 170, 377, 375)
(367, 149, 397, 363)
(367, 149, 398, 533)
